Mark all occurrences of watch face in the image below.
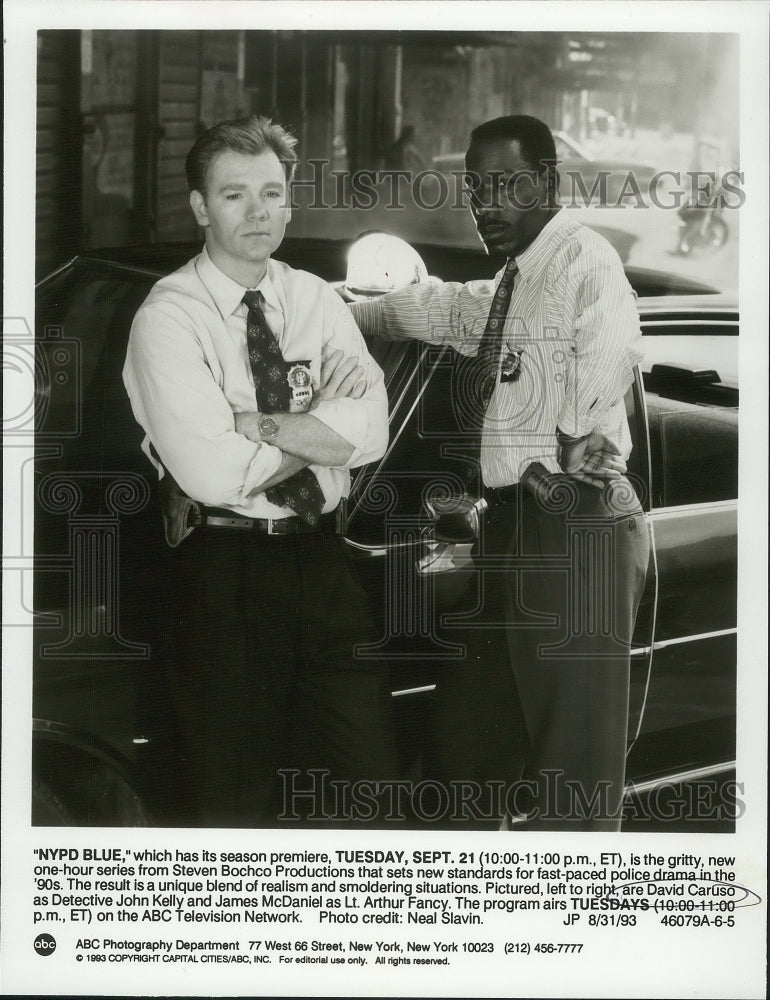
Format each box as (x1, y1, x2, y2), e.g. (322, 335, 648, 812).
(259, 415, 279, 439)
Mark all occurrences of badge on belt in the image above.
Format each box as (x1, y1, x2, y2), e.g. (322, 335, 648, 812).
(500, 348, 523, 382)
(287, 362, 314, 411)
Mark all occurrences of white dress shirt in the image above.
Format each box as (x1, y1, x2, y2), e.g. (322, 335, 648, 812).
(123, 247, 388, 516)
(351, 209, 643, 487)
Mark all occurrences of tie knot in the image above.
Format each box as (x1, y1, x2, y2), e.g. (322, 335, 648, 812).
(243, 290, 264, 313)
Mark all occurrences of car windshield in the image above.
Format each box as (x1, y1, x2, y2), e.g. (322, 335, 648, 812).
(287, 32, 739, 295)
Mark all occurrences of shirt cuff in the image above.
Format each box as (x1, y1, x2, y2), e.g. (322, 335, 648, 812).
(239, 441, 283, 501)
(556, 404, 598, 439)
(310, 398, 366, 467)
(348, 298, 384, 338)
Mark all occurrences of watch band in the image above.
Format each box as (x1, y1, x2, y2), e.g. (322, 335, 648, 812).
(555, 426, 591, 445)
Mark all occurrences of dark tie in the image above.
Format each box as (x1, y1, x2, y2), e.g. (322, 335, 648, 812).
(465, 259, 519, 486)
(242, 290, 325, 526)
(476, 258, 519, 410)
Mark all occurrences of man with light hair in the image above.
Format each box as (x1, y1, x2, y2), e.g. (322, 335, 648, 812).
(124, 115, 396, 826)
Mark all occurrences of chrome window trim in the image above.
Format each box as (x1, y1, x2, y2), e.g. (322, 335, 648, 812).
(624, 761, 735, 799)
(626, 377, 656, 745)
(391, 684, 437, 698)
(629, 627, 737, 658)
(648, 498, 737, 517)
(348, 343, 448, 520)
(641, 319, 739, 330)
(651, 628, 736, 652)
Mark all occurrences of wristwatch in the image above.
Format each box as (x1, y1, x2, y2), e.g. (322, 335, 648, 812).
(555, 426, 590, 445)
(258, 415, 280, 441)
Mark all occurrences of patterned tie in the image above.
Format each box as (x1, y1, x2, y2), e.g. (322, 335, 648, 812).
(243, 290, 325, 526)
(465, 259, 519, 486)
(476, 258, 519, 410)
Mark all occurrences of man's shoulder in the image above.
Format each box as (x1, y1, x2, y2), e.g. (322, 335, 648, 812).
(553, 211, 620, 254)
(269, 257, 331, 296)
(146, 254, 205, 300)
(549, 213, 627, 277)
(269, 259, 351, 324)
(134, 254, 210, 317)
(130, 254, 214, 341)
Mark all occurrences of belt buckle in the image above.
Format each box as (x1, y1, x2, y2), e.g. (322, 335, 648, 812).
(266, 517, 283, 535)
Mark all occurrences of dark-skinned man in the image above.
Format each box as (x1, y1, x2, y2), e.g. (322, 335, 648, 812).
(351, 114, 650, 831)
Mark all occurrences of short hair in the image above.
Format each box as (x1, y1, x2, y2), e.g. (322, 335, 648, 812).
(185, 115, 298, 196)
(468, 114, 557, 175)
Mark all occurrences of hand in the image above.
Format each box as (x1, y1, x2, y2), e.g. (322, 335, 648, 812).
(313, 349, 367, 404)
(558, 429, 627, 488)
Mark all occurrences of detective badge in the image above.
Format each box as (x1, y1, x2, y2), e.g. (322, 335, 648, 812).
(287, 361, 314, 411)
(500, 348, 524, 383)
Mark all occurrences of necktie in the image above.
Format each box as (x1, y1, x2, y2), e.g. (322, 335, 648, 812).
(476, 258, 519, 410)
(465, 259, 519, 486)
(242, 290, 325, 526)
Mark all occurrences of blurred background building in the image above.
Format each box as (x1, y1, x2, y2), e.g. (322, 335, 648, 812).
(37, 29, 739, 281)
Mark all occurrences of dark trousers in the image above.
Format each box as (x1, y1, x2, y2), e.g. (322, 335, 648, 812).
(166, 528, 397, 827)
(429, 476, 649, 831)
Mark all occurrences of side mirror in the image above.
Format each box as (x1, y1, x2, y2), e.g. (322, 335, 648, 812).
(417, 493, 484, 576)
(424, 493, 488, 544)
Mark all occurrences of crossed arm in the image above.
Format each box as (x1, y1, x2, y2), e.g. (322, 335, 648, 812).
(236, 351, 369, 491)
(240, 343, 623, 491)
(124, 289, 384, 508)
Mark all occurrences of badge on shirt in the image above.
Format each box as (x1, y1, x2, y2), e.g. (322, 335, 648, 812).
(286, 362, 314, 411)
(500, 349, 524, 383)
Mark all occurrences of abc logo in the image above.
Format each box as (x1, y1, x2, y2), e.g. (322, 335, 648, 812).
(34, 933, 57, 956)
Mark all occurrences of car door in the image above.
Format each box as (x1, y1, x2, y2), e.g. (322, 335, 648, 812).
(33, 258, 174, 823)
(625, 305, 738, 796)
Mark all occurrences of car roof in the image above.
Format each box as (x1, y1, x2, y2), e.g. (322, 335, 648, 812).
(41, 238, 733, 303)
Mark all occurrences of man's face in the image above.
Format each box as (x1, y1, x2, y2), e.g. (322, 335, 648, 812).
(189, 149, 291, 285)
(464, 137, 552, 258)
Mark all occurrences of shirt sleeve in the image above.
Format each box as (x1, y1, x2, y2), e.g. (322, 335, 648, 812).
(350, 278, 493, 356)
(123, 297, 282, 506)
(555, 249, 644, 438)
(307, 286, 389, 468)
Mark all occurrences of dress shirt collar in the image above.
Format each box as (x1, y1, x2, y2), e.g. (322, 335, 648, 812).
(512, 206, 572, 280)
(197, 245, 281, 319)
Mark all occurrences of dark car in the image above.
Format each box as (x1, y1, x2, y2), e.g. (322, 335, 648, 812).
(31, 236, 738, 829)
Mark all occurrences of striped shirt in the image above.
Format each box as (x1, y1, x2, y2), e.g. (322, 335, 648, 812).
(351, 209, 642, 488)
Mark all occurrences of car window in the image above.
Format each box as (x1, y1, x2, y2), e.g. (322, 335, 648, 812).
(554, 133, 590, 162)
(645, 394, 738, 508)
(36, 264, 156, 466)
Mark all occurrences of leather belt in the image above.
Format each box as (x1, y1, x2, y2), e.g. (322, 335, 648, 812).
(483, 483, 523, 507)
(191, 506, 341, 535)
